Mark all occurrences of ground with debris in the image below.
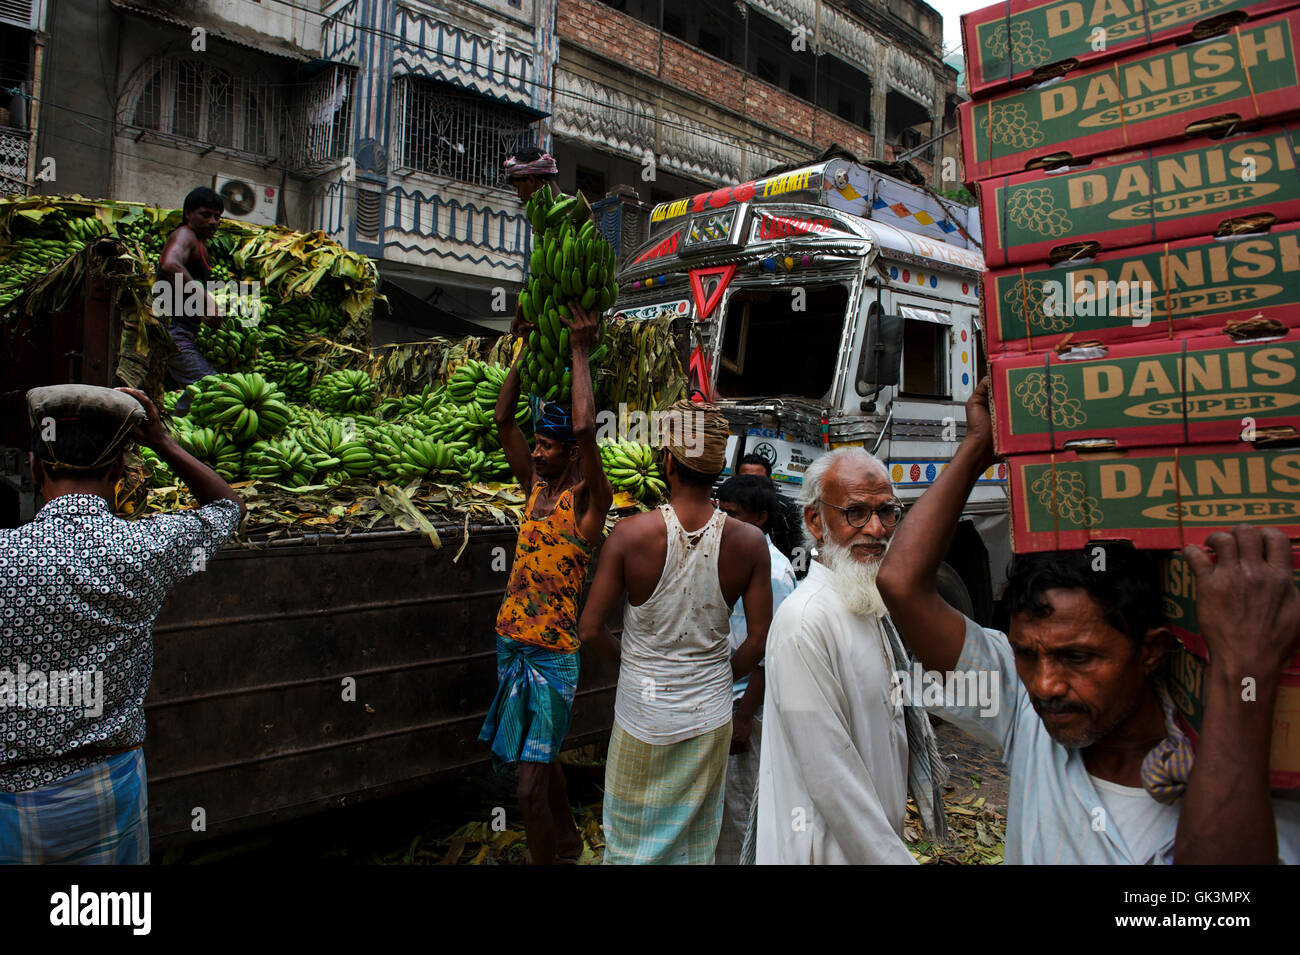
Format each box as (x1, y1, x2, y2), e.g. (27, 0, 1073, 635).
(161, 723, 1008, 865)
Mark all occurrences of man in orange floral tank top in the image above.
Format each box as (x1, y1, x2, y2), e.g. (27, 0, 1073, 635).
(478, 302, 612, 865)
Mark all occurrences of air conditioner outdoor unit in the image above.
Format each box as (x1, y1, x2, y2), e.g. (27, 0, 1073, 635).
(213, 175, 279, 226)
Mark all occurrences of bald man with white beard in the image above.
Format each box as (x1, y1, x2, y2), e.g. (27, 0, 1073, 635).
(754, 447, 942, 864)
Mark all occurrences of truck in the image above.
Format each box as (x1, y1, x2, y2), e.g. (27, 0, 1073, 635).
(0, 217, 620, 849)
(613, 158, 1011, 624)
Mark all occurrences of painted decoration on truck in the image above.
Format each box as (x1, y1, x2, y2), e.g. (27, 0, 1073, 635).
(888, 461, 1008, 486)
(688, 264, 737, 319)
(962, 0, 1300, 97)
(960, 11, 1300, 180)
(614, 300, 691, 321)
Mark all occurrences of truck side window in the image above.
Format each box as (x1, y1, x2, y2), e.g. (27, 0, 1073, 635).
(901, 319, 949, 398)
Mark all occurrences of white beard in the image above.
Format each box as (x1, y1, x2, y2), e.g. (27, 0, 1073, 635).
(819, 536, 888, 618)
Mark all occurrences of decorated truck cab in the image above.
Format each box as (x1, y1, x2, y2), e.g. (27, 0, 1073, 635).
(613, 157, 1011, 622)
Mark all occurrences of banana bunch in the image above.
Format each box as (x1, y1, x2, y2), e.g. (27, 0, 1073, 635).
(390, 433, 469, 482)
(310, 369, 374, 414)
(275, 297, 346, 337)
(600, 439, 666, 502)
(139, 446, 176, 487)
(446, 360, 508, 409)
(377, 385, 445, 420)
(295, 418, 374, 477)
(0, 234, 84, 306)
(162, 391, 182, 415)
(253, 356, 311, 402)
(243, 435, 317, 487)
(517, 185, 618, 402)
(197, 320, 261, 372)
(176, 426, 243, 480)
(185, 372, 292, 443)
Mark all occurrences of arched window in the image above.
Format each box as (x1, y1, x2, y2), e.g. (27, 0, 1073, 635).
(120, 53, 282, 158)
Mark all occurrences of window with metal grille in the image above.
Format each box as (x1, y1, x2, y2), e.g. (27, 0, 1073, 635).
(392, 77, 536, 189)
(291, 66, 354, 168)
(355, 187, 381, 240)
(124, 55, 283, 158)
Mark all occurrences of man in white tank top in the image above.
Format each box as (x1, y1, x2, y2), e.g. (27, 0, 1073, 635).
(579, 400, 772, 864)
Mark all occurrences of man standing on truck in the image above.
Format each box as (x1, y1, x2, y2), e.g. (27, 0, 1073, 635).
(578, 400, 772, 864)
(158, 187, 225, 412)
(0, 384, 244, 863)
(877, 378, 1300, 863)
(503, 147, 559, 203)
(479, 303, 612, 865)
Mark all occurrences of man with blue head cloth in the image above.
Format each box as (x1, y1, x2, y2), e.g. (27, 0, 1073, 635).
(479, 304, 612, 864)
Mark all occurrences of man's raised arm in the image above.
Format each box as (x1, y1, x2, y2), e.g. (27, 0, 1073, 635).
(878, 377, 998, 673)
(564, 304, 613, 543)
(1175, 525, 1300, 864)
(493, 322, 536, 494)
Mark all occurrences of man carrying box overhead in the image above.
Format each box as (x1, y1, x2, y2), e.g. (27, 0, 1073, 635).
(877, 377, 1300, 864)
(479, 302, 612, 865)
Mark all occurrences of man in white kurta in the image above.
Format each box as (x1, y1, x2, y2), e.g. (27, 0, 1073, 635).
(755, 449, 917, 865)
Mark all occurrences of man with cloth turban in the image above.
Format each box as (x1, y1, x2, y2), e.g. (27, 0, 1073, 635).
(0, 384, 244, 863)
(579, 400, 772, 864)
(479, 303, 612, 865)
(503, 147, 560, 203)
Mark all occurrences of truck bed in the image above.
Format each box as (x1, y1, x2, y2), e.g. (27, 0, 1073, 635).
(144, 522, 618, 847)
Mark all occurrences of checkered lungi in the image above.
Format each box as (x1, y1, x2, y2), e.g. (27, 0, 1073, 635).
(0, 749, 149, 865)
(602, 720, 731, 865)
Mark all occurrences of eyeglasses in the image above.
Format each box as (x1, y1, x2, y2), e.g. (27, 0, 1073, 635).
(820, 499, 903, 529)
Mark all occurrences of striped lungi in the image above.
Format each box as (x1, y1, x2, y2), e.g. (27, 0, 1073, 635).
(0, 749, 149, 865)
(479, 635, 580, 769)
(602, 720, 731, 865)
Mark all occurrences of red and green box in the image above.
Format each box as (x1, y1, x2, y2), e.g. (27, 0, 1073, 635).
(992, 334, 1300, 455)
(962, 0, 1300, 97)
(980, 124, 1300, 268)
(1167, 643, 1300, 788)
(1007, 443, 1300, 551)
(983, 225, 1300, 353)
(1161, 548, 1300, 666)
(960, 10, 1300, 181)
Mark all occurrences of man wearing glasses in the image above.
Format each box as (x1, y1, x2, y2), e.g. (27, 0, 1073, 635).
(755, 446, 942, 863)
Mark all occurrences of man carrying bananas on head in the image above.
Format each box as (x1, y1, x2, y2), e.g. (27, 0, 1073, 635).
(478, 301, 612, 865)
(158, 187, 226, 413)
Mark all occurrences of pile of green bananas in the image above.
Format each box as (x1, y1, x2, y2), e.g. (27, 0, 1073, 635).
(377, 385, 445, 420)
(446, 360, 505, 409)
(294, 418, 374, 478)
(517, 186, 618, 402)
(198, 320, 261, 372)
(185, 372, 292, 443)
(0, 225, 102, 307)
(176, 426, 243, 480)
(276, 295, 347, 337)
(309, 369, 374, 414)
(243, 435, 316, 487)
(253, 356, 311, 402)
(600, 439, 666, 502)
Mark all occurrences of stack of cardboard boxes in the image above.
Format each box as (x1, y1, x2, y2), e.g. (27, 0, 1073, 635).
(961, 0, 1300, 785)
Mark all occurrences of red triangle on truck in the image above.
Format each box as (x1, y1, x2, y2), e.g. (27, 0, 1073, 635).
(688, 264, 737, 319)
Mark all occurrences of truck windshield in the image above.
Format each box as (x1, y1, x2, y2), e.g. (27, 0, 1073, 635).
(716, 285, 849, 401)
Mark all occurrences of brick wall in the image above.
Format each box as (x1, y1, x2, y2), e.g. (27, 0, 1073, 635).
(557, 0, 875, 166)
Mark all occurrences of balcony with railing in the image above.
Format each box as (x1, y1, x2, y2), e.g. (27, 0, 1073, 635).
(0, 126, 32, 196)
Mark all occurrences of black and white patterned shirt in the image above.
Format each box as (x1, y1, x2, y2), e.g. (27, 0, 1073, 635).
(0, 493, 240, 792)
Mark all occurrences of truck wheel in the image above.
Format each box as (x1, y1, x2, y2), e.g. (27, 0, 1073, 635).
(935, 561, 975, 620)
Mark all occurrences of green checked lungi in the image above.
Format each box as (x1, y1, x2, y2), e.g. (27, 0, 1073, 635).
(479, 635, 580, 769)
(602, 720, 731, 865)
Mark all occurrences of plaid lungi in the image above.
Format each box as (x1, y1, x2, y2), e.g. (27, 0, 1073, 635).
(479, 635, 580, 769)
(602, 720, 731, 865)
(0, 749, 149, 865)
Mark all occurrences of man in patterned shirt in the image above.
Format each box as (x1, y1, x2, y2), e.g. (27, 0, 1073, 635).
(0, 384, 244, 864)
